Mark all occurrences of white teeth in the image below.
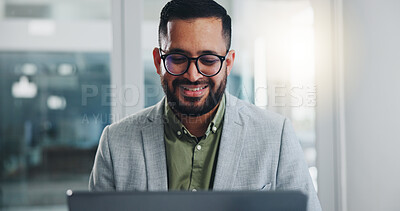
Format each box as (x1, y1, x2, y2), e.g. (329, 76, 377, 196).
(183, 86, 207, 91)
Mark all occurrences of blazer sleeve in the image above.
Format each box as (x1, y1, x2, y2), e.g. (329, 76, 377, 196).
(89, 125, 116, 191)
(276, 119, 322, 211)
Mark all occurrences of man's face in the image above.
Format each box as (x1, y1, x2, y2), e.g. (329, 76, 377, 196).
(153, 17, 235, 116)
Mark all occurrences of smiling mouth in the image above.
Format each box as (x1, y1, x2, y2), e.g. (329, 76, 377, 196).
(182, 85, 208, 91)
(180, 84, 209, 98)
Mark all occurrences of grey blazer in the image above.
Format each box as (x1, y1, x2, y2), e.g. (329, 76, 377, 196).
(89, 93, 322, 211)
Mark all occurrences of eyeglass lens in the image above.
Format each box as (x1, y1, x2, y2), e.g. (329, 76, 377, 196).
(164, 54, 222, 76)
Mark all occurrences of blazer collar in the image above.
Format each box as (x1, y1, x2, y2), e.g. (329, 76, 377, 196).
(145, 97, 165, 123)
(213, 93, 247, 190)
(142, 97, 168, 191)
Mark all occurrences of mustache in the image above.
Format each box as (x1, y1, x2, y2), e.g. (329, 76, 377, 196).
(172, 78, 211, 88)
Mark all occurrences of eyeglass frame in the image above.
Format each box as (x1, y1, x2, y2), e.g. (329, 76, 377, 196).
(159, 49, 229, 77)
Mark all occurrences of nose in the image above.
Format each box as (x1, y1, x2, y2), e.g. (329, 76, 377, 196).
(183, 60, 203, 82)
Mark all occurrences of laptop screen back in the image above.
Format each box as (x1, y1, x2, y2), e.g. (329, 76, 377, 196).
(67, 191, 307, 211)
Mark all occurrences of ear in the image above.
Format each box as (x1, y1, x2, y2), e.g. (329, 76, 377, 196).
(225, 50, 235, 76)
(153, 47, 162, 75)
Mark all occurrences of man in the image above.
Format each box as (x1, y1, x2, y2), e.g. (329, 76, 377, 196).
(89, 0, 321, 210)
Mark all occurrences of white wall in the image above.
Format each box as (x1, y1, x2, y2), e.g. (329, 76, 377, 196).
(343, 0, 400, 210)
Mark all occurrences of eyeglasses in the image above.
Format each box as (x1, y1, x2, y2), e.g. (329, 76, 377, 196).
(160, 51, 227, 77)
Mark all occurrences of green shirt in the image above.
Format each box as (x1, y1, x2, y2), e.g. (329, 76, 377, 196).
(164, 95, 225, 191)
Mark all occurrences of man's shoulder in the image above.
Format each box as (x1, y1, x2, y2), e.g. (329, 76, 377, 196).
(226, 94, 286, 127)
(107, 100, 163, 132)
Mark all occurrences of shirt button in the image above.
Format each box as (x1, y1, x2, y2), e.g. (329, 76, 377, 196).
(212, 126, 217, 133)
(177, 131, 182, 136)
(196, 145, 202, 150)
(192, 189, 197, 192)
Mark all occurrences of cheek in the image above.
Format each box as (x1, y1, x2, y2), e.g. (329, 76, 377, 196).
(211, 71, 226, 88)
(162, 75, 176, 91)
(210, 78, 220, 90)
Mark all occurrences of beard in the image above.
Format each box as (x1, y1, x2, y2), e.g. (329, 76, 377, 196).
(161, 70, 227, 116)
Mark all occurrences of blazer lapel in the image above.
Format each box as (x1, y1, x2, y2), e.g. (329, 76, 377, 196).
(141, 99, 168, 191)
(213, 94, 247, 190)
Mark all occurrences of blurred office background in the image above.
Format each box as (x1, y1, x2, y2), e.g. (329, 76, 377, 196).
(0, 0, 399, 211)
(0, 0, 112, 210)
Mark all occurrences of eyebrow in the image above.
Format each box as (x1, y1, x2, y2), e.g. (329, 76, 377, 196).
(166, 48, 219, 55)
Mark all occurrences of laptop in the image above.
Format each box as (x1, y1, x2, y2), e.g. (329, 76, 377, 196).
(67, 190, 307, 211)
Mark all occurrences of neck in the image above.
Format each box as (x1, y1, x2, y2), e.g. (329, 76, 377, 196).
(174, 103, 220, 137)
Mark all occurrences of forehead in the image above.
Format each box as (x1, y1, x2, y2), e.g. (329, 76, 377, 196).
(162, 17, 226, 54)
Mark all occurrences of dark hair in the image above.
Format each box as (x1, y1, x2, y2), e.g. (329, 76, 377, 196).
(159, 0, 232, 50)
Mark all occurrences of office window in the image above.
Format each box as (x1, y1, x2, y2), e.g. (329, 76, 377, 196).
(1, 0, 319, 209)
(0, 0, 111, 210)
